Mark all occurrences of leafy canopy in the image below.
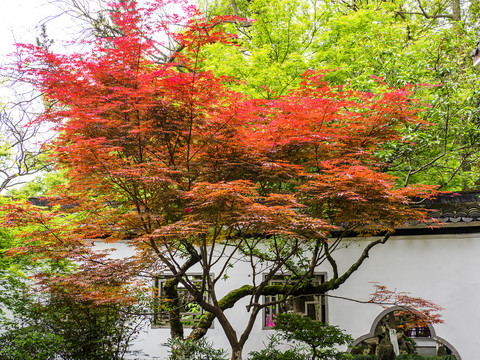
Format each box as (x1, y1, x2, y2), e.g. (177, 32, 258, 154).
(4, 1, 438, 359)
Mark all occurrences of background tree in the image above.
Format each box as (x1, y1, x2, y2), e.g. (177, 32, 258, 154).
(4, 1, 441, 360)
(198, 0, 480, 190)
(0, 178, 148, 360)
(0, 99, 51, 193)
(0, 280, 147, 360)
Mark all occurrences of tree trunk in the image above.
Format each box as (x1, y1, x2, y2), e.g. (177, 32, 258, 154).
(231, 348, 243, 360)
(209, 309, 244, 360)
(452, 0, 460, 21)
(163, 278, 184, 339)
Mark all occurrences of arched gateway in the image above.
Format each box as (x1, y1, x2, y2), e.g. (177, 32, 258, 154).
(351, 307, 461, 359)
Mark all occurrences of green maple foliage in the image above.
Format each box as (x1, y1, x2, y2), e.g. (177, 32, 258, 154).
(199, 0, 480, 190)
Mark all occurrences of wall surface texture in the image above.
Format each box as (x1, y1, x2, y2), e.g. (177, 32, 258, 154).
(106, 230, 477, 359)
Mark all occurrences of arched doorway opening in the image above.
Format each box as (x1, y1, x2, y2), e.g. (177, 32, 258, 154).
(350, 307, 461, 359)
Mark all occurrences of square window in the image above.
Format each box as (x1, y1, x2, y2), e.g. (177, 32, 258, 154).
(263, 274, 327, 328)
(406, 326, 431, 338)
(153, 275, 208, 328)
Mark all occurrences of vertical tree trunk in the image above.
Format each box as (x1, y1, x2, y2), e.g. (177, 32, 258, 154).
(210, 310, 244, 360)
(452, 0, 460, 21)
(163, 278, 184, 339)
(231, 348, 243, 360)
(231, 0, 240, 17)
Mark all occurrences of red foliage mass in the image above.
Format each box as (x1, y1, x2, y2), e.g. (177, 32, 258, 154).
(3, 0, 437, 319)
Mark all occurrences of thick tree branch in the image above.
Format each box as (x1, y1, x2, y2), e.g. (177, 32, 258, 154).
(189, 232, 391, 339)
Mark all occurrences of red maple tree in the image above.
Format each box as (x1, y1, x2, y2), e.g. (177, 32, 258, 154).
(4, 1, 440, 359)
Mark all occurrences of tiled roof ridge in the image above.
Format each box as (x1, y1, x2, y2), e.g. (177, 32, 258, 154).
(417, 190, 480, 206)
(20, 192, 480, 225)
(413, 191, 480, 225)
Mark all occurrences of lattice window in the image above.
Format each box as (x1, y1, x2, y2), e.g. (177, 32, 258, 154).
(406, 326, 431, 338)
(153, 275, 208, 328)
(264, 274, 327, 328)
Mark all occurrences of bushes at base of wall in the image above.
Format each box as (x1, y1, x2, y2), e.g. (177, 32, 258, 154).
(165, 337, 228, 360)
(352, 355, 456, 360)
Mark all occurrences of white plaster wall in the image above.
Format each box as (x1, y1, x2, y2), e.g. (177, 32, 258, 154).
(325, 232, 480, 360)
(104, 232, 479, 359)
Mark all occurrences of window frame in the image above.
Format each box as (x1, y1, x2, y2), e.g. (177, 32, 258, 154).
(262, 273, 328, 329)
(152, 274, 210, 328)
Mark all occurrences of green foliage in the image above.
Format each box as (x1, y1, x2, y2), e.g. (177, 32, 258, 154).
(7, 170, 68, 199)
(0, 191, 143, 360)
(166, 337, 228, 360)
(0, 284, 144, 360)
(352, 356, 456, 360)
(0, 134, 12, 160)
(0, 327, 65, 360)
(249, 313, 353, 360)
(199, 0, 480, 190)
(248, 334, 308, 360)
(200, 0, 323, 98)
(0, 172, 69, 295)
(397, 356, 456, 360)
(0, 205, 46, 290)
(274, 313, 352, 346)
(0, 196, 73, 288)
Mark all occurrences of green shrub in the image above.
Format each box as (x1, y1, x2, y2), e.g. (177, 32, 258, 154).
(397, 355, 456, 360)
(249, 313, 353, 360)
(352, 355, 456, 360)
(0, 327, 65, 360)
(166, 337, 228, 360)
(249, 334, 308, 360)
(351, 355, 377, 360)
(0, 283, 145, 360)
